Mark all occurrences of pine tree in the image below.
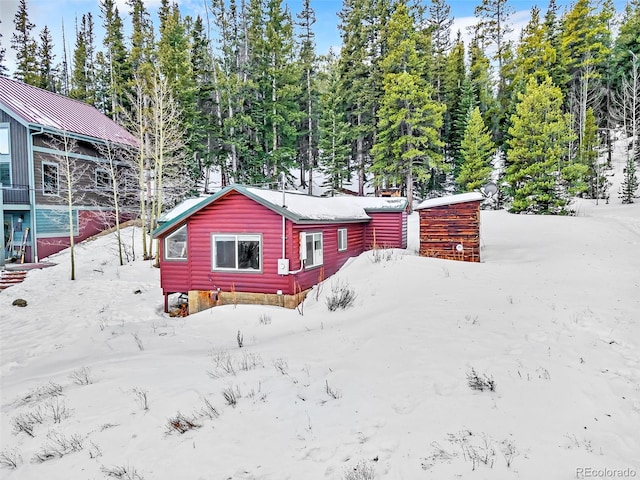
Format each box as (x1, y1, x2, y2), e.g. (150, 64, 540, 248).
(36, 26, 57, 91)
(619, 157, 639, 204)
(468, 36, 496, 134)
(450, 77, 476, 176)
(371, 2, 445, 210)
(457, 106, 495, 192)
(70, 13, 96, 105)
(441, 32, 465, 159)
(428, 0, 453, 102)
(318, 51, 351, 195)
(100, 0, 131, 120)
(296, 0, 318, 192)
(11, 0, 38, 84)
(0, 21, 8, 77)
(611, 0, 640, 93)
(506, 77, 576, 214)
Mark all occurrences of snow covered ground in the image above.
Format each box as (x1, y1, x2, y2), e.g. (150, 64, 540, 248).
(1, 161, 639, 479)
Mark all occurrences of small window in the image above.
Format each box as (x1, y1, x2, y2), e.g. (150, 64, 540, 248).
(0, 125, 9, 155)
(337, 228, 347, 251)
(0, 163, 10, 186)
(42, 162, 59, 195)
(95, 169, 112, 190)
(165, 225, 187, 260)
(302, 232, 323, 268)
(212, 234, 261, 271)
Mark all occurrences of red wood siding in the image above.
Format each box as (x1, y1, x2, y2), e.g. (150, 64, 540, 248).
(289, 222, 366, 292)
(364, 211, 407, 249)
(418, 201, 481, 262)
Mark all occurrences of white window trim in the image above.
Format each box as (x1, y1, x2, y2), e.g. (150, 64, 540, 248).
(301, 231, 323, 269)
(337, 228, 348, 252)
(42, 161, 60, 196)
(95, 168, 112, 190)
(0, 124, 10, 156)
(211, 233, 262, 272)
(164, 225, 188, 261)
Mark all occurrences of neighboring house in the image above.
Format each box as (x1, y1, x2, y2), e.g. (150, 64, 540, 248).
(0, 76, 137, 264)
(415, 192, 484, 263)
(152, 185, 408, 313)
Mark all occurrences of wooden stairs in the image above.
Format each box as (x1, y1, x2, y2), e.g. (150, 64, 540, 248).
(0, 270, 28, 291)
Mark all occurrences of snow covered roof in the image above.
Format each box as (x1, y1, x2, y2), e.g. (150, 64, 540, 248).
(0, 76, 137, 147)
(153, 185, 400, 238)
(415, 192, 485, 210)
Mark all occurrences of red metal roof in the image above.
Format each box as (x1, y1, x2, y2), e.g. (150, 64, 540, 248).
(0, 76, 137, 147)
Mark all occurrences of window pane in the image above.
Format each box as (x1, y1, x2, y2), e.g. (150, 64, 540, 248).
(96, 170, 111, 189)
(0, 127, 8, 155)
(0, 163, 10, 186)
(43, 163, 58, 194)
(166, 226, 187, 259)
(306, 234, 314, 265)
(238, 237, 260, 270)
(215, 236, 236, 268)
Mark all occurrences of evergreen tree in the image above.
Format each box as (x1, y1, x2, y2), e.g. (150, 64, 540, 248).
(371, 2, 445, 210)
(542, 0, 564, 89)
(457, 106, 495, 192)
(468, 36, 496, 134)
(506, 77, 576, 214)
(11, 0, 38, 84)
(0, 21, 7, 76)
(441, 32, 465, 158)
(450, 76, 476, 176)
(318, 51, 351, 195)
(611, 0, 640, 93)
(296, 0, 319, 192)
(337, 0, 387, 194)
(36, 26, 57, 91)
(70, 13, 96, 105)
(619, 157, 639, 204)
(100, 0, 131, 120)
(428, 0, 453, 102)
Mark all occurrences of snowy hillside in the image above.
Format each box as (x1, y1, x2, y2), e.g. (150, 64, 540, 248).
(1, 169, 639, 479)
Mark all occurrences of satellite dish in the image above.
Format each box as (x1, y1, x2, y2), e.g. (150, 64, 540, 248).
(481, 182, 498, 197)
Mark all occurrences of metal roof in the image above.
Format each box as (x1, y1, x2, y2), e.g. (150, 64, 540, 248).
(152, 185, 387, 238)
(0, 76, 137, 147)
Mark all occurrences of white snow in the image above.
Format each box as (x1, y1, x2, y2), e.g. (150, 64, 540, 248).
(247, 187, 371, 221)
(1, 158, 640, 479)
(416, 192, 485, 210)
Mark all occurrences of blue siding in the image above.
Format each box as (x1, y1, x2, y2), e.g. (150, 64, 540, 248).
(35, 208, 79, 237)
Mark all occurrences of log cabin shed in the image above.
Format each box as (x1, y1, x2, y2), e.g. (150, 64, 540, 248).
(415, 192, 484, 263)
(152, 185, 408, 313)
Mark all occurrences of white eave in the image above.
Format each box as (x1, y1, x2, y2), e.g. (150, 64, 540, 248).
(415, 192, 485, 210)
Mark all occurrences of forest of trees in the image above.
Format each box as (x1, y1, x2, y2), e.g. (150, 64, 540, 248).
(2, 0, 639, 215)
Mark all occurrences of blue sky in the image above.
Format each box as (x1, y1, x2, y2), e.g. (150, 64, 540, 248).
(0, 0, 629, 73)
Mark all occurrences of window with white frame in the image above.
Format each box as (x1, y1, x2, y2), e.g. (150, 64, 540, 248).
(212, 234, 261, 271)
(42, 162, 59, 195)
(0, 124, 10, 186)
(337, 228, 347, 251)
(301, 232, 323, 268)
(95, 168, 112, 190)
(165, 225, 188, 260)
(0, 125, 9, 155)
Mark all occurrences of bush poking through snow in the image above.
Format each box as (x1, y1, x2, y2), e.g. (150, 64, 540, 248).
(32, 431, 84, 463)
(258, 313, 272, 325)
(69, 366, 93, 385)
(222, 385, 241, 407)
(208, 351, 263, 378)
(20, 381, 63, 404)
(11, 408, 44, 437)
(166, 412, 201, 434)
(45, 398, 72, 423)
(326, 280, 357, 311)
(132, 388, 149, 411)
(198, 398, 220, 420)
(101, 464, 144, 479)
(237, 330, 244, 348)
(343, 460, 375, 480)
(501, 438, 518, 468)
(466, 368, 496, 392)
(325, 380, 342, 400)
(0, 449, 22, 469)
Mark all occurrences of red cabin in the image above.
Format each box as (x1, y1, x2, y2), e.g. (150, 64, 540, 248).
(152, 185, 408, 314)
